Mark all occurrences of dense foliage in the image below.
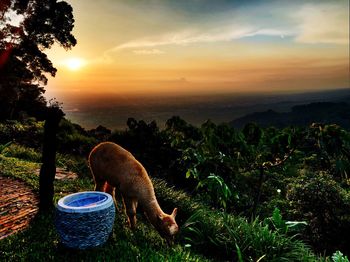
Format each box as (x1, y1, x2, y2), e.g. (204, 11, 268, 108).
(0, 117, 349, 260)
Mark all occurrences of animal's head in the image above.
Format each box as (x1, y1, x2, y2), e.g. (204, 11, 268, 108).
(157, 208, 179, 243)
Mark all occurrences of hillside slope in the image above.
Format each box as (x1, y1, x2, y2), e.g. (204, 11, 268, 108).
(230, 102, 350, 129)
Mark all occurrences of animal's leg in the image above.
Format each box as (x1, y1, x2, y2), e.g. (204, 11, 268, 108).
(94, 178, 106, 192)
(114, 189, 125, 213)
(124, 197, 138, 229)
(105, 183, 121, 212)
(120, 196, 129, 226)
(105, 183, 115, 197)
(121, 196, 127, 215)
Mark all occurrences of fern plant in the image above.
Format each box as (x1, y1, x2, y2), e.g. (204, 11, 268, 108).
(332, 251, 349, 262)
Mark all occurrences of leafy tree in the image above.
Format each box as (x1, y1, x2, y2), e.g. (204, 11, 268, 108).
(1, 0, 76, 210)
(0, 0, 76, 120)
(287, 172, 350, 253)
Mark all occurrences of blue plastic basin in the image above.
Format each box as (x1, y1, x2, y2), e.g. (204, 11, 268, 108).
(57, 191, 112, 213)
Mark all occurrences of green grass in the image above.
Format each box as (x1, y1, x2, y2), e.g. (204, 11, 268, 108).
(0, 154, 208, 261)
(0, 210, 207, 261)
(179, 209, 317, 261)
(1, 143, 90, 178)
(0, 154, 40, 189)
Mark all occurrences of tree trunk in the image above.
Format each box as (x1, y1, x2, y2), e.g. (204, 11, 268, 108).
(39, 107, 64, 211)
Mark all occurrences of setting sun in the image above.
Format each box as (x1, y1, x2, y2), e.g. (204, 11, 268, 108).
(65, 58, 85, 71)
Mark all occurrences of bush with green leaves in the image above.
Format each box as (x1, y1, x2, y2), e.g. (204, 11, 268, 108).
(109, 118, 191, 188)
(332, 251, 349, 262)
(186, 169, 234, 210)
(287, 171, 350, 254)
(264, 208, 307, 235)
(56, 119, 97, 155)
(56, 153, 90, 178)
(0, 120, 44, 148)
(1, 143, 41, 162)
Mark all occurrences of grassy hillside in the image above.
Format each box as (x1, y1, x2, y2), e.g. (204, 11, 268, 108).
(0, 153, 317, 261)
(0, 118, 349, 261)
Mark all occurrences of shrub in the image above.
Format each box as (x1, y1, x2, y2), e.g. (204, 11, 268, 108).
(57, 119, 97, 155)
(0, 120, 44, 148)
(287, 172, 350, 254)
(1, 143, 41, 162)
(56, 153, 90, 178)
(332, 251, 349, 262)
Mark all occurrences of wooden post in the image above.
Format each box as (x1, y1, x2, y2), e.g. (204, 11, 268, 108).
(251, 166, 264, 219)
(39, 106, 64, 211)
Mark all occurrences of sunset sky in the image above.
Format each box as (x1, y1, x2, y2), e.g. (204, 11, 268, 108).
(45, 0, 349, 98)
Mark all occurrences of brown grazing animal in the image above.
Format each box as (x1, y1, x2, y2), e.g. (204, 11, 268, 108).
(88, 142, 179, 243)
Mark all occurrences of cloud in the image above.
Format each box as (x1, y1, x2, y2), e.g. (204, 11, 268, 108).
(294, 3, 349, 45)
(100, 0, 348, 61)
(132, 49, 165, 55)
(244, 29, 293, 38)
(109, 27, 294, 52)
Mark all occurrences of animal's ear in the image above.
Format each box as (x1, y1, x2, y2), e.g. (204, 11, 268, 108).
(171, 208, 178, 218)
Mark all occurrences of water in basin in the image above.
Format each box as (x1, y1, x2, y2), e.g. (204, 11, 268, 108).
(66, 194, 107, 207)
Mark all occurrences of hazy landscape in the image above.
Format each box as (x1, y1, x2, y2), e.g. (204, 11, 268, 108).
(61, 88, 350, 130)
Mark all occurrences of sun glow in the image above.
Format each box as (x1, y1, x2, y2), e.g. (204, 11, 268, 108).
(65, 58, 85, 71)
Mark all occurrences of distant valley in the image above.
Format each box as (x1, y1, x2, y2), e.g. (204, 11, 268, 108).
(60, 88, 350, 130)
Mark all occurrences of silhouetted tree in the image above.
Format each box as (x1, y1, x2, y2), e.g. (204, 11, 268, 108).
(0, 0, 76, 120)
